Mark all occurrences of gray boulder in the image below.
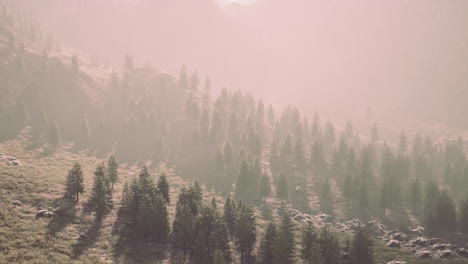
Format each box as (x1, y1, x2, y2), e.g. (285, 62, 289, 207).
(390, 232, 408, 242)
(387, 261, 407, 264)
(455, 248, 468, 257)
(437, 249, 453, 259)
(427, 238, 442, 245)
(432, 243, 452, 251)
(386, 240, 401, 248)
(415, 250, 432, 258)
(367, 221, 385, 235)
(411, 237, 428, 247)
(318, 214, 332, 222)
(11, 200, 22, 206)
(410, 226, 425, 235)
(294, 214, 305, 221)
(36, 209, 56, 218)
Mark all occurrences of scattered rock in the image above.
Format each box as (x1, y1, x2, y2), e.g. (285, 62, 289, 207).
(410, 226, 425, 235)
(415, 250, 432, 258)
(455, 248, 468, 257)
(387, 261, 407, 264)
(411, 237, 428, 247)
(12, 160, 19, 166)
(437, 249, 453, 259)
(36, 209, 56, 218)
(318, 214, 332, 222)
(345, 218, 364, 230)
(367, 221, 385, 235)
(432, 243, 452, 251)
(11, 200, 22, 206)
(390, 232, 408, 242)
(294, 214, 305, 221)
(386, 240, 401, 248)
(79, 233, 88, 240)
(427, 238, 442, 245)
(288, 209, 300, 217)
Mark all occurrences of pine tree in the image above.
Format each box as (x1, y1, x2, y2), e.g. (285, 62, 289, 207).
(89, 164, 113, 223)
(320, 178, 333, 215)
(371, 123, 378, 144)
(310, 141, 327, 177)
(423, 181, 440, 233)
(259, 173, 271, 206)
(301, 223, 323, 264)
(459, 197, 468, 234)
(65, 162, 84, 202)
(107, 155, 118, 190)
(258, 222, 278, 264)
(235, 160, 253, 201)
(157, 173, 170, 204)
(277, 174, 289, 202)
(124, 54, 134, 70)
(47, 121, 60, 150)
(294, 124, 306, 173)
(274, 214, 295, 264)
(224, 195, 236, 238)
(433, 190, 457, 234)
(317, 228, 341, 264)
(192, 203, 231, 264)
(409, 178, 421, 209)
(236, 205, 256, 264)
(349, 228, 374, 264)
(71, 54, 79, 74)
(173, 183, 203, 256)
(398, 130, 407, 155)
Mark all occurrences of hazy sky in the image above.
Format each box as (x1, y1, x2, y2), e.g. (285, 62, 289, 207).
(14, 0, 468, 129)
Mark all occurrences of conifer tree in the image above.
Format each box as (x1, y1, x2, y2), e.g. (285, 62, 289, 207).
(258, 222, 278, 264)
(192, 203, 231, 264)
(310, 141, 327, 177)
(301, 223, 323, 264)
(107, 155, 118, 190)
(317, 228, 341, 264)
(236, 205, 256, 264)
(459, 197, 468, 234)
(235, 160, 254, 201)
(71, 54, 79, 74)
(409, 178, 421, 208)
(157, 173, 170, 204)
(173, 183, 203, 255)
(349, 228, 374, 264)
(89, 164, 113, 223)
(65, 162, 84, 202)
(47, 121, 60, 150)
(259, 173, 271, 206)
(275, 214, 295, 264)
(320, 178, 333, 215)
(276, 174, 289, 202)
(432, 190, 457, 234)
(224, 195, 236, 238)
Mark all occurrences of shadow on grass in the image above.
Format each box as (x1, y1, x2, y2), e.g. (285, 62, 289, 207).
(24, 140, 44, 151)
(46, 198, 78, 236)
(35, 148, 55, 158)
(72, 219, 102, 259)
(112, 216, 168, 263)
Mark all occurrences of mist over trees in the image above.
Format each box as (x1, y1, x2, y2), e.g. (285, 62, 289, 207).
(1, 1, 468, 264)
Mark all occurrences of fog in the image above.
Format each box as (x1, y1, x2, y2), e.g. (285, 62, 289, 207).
(2, 1, 468, 263)
(13, 0, 468, 130)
